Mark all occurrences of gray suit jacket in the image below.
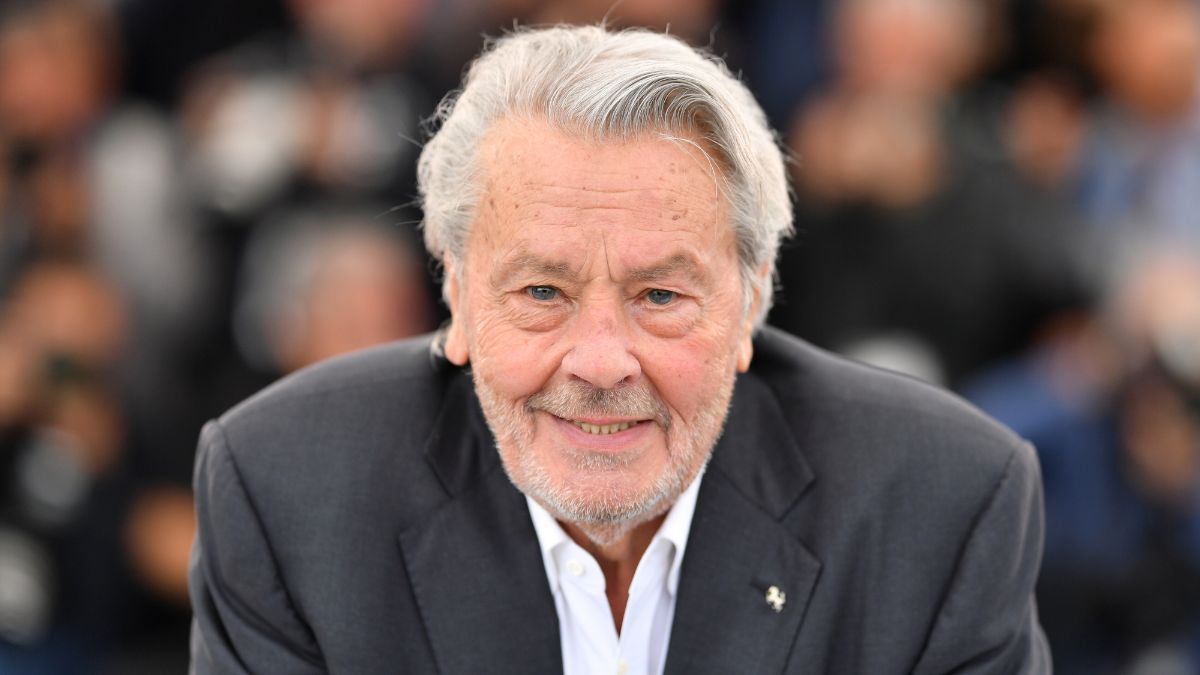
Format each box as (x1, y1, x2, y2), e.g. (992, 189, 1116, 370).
(189, 327, 1050, 673)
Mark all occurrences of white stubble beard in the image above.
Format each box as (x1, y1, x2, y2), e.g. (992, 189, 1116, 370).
(471, 365, 736, 548)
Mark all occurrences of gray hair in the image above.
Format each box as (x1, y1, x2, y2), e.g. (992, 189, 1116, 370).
(418, 25, 792, 327)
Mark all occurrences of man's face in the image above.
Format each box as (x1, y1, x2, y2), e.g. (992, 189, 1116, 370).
(443, 118, 757, 541)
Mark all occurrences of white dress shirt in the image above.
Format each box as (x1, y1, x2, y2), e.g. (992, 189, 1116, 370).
(526, 472, 703, 675)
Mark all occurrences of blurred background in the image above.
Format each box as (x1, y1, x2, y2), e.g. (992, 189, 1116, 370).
(0, 0, 1197, 672)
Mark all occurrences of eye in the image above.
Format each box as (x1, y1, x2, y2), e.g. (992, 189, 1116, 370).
(645, 289, 676, 306)
(526, 285, 559, 301)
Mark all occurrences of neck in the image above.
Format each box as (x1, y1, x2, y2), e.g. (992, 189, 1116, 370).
(561, 514, 666, 634)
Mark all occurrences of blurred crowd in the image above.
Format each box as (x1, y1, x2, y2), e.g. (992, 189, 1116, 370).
(0, 0, 1197, 672)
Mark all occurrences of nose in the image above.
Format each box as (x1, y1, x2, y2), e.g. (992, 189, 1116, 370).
(560, 301, 642, 390)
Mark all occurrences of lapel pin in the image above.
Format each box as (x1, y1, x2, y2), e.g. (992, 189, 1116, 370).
(765, 585, 786, 613)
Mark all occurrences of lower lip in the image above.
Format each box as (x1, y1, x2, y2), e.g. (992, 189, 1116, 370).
(549, 415, 655, 451)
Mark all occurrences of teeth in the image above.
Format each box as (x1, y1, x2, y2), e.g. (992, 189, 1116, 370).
(573, 421, 633, 435)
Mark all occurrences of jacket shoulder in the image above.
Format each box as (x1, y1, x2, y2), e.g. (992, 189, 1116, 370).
(748, 329, 1048, 673)
(203, 334, 459, 528)
(753, 326, 1031, 485)
(222, 334, 445, 427)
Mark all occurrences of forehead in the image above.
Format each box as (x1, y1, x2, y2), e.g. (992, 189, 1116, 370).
(470, 117, 734, 265)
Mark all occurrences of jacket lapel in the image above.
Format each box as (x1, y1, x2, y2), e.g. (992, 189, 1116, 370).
(664, 372, 822, 675)
(396, 372, 562, 675)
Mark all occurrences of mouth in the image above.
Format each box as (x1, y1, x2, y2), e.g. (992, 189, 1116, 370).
(542, 413, 656, 453)
(569, 419, 648, 435)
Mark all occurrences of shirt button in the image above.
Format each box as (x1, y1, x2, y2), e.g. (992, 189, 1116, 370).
(566, 559, 585, 577)
(617, 661, 628, 675)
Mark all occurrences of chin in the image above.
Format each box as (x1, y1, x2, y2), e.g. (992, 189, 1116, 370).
(510, 442, 694, 526)
(472, 366, 723, 536)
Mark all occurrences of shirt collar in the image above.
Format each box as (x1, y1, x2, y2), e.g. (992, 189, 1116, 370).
(527, 490, 572, 595)
(659, 468, 703, 596)
(525, 468, 705, 598)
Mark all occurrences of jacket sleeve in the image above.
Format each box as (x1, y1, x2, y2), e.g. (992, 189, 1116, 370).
(912, 441, 1052, 675)
(189, 420, 327, 674)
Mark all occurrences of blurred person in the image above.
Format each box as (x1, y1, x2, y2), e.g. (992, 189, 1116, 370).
(287, 0, 429, 72)
(0, 0, 116, 149)
(726, 0, 832, 130)
(0, 0, 206, 329)
(987, 0, 1098, 182)
(1075, 0, 1200, 261)
(0, 0, 116, 285)
(831, 0, 982, 101)
(0, 261, 133, 673)
(967, 250, 1200, 674)
(0, 0, 211, 464)
(771, 0, 1091, 388)
(1006, 71, 1090, 189)
(190, 25, 1049, 674)
(181, 0, 433, 222)
(233, 208, 435, 375)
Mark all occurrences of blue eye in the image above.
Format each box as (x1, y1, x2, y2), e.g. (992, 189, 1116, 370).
(527, 286, 559, 301)
(646, 289, 676, 306)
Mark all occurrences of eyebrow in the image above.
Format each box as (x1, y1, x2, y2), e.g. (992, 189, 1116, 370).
(493, 250, 712, 289)
(628, 253, 710, 290)
(493, 253, 575, 288)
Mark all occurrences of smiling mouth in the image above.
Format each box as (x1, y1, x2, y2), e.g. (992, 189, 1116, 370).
(569, 420, 646, 435)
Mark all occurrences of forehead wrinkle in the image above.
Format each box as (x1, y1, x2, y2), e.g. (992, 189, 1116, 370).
(506, 182, 704, 222)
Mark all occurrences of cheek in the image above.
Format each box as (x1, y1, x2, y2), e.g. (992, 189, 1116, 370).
(641, 333, 737, 415)
(504, 295, 571, 333)
(468, 308, 563, 396)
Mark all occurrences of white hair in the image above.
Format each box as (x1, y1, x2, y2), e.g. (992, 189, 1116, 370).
(418, 25, 792, 327)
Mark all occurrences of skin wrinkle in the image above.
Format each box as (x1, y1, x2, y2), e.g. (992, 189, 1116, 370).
(497, 142, 711, 207)
(502, 194, 696, 222)
(443, 117, 756, 553)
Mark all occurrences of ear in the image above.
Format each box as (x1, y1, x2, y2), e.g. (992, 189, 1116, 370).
(736, 263, 770, 373)
(442, 259, 469, 366)
(736, 333, 754, 373)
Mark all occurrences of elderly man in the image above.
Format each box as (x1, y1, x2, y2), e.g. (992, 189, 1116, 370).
(189, 26, 1050, 674)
